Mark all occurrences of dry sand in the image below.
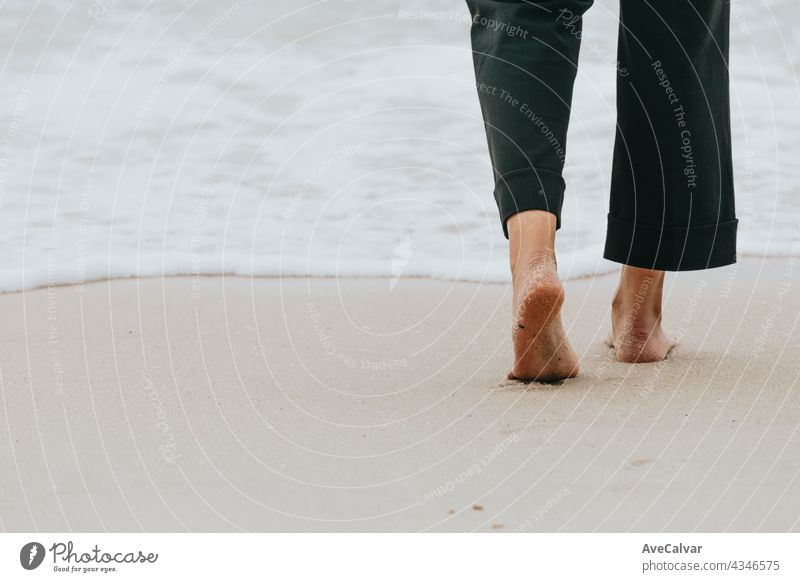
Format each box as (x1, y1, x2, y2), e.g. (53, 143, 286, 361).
(0, 258, 798, 532)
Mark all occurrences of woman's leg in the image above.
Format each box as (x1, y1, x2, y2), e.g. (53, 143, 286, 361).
(467, 0, 594, 234)
(606, 0, 736, 361)
(467, 0, 593, 380)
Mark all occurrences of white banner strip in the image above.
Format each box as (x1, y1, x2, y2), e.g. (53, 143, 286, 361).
(1, 533, 797, 581)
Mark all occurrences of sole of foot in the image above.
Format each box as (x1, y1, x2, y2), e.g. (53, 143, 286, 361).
(508, 258, 579, 382)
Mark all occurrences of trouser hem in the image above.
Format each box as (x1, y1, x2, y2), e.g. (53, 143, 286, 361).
(603, 214, 738, 271)
(495, 167, 565, 239)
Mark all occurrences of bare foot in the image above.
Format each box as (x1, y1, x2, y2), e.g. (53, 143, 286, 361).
(508, 254, 579, 382)
(607, 266, 677, 363)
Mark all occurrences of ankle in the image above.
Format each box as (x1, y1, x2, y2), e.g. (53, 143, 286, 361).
(507, 210, 557, 274)
(511, 253, 560, 294)
(612, 267, 665, 320)
(512, 248, 556, 272)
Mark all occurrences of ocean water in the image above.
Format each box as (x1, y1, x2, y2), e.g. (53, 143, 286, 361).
(0, 0, 798, 292)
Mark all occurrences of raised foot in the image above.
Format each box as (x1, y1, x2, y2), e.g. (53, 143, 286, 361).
(508, 257, 579, 382)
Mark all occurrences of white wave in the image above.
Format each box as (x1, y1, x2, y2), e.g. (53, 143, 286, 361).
(0, 0, 796, 293)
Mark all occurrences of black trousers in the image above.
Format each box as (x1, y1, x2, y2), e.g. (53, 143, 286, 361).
(467, 0, 737, 271)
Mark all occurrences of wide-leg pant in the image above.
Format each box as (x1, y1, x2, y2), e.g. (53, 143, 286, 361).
(466, 0, 737, 271)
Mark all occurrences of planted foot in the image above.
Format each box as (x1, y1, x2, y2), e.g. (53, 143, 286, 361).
(607, 266, 677, 363)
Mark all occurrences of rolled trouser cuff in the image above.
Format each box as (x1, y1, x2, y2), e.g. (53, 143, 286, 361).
(495, 167, 565, 239)
(603, 214, 738, 271)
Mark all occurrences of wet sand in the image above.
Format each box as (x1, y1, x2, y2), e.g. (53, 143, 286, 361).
(0, 257, 798, 531)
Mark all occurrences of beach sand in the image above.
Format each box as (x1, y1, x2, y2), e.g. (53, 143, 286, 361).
(0, 257, 798, 532)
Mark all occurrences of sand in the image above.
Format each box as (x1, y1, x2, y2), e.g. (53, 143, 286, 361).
(0, 257, 798, 532)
